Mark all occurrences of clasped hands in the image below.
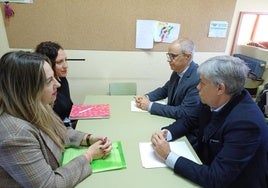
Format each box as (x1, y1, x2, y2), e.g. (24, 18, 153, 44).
(151, 130, 171, 161)
(134, 95, 150, 111)
(84, 135, 112, 163)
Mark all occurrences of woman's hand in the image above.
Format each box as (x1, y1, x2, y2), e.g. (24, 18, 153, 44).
(83, 137, 112, 162)
(88, 135, 105, 145)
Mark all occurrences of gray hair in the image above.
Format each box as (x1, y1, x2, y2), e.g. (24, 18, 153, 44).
(198, 55, 249, 95)
(178, 38, 195, 61)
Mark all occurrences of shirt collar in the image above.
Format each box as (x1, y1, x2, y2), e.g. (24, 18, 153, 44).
(177, 66, 189, 78)
(211, 102, 227, 112)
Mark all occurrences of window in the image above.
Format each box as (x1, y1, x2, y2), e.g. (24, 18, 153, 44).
(231, 12, 268, 55)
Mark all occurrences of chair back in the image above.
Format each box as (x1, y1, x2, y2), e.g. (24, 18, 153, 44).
(109, 82, 137, 95)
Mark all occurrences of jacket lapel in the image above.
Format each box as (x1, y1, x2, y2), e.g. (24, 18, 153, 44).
(171, 62, 195, 103)
(203, 90, 246, 141)
(40, 131, 62, 165)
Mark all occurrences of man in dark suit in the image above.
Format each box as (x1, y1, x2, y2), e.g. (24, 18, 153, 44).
(135, 38, 200, 120)
(151, 55, 268, 188)
(135, 38, 200, 146)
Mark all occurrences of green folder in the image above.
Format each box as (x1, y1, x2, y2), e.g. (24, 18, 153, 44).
(62, 141, 126, 173)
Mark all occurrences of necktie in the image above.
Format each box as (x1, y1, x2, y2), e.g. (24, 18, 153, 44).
(171, 75, 180, 104)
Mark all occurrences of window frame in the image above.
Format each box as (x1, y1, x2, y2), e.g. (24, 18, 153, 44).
(230, 11, 268, 55)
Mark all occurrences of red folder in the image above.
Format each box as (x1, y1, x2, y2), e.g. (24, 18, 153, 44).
(69, 104, 110, 120)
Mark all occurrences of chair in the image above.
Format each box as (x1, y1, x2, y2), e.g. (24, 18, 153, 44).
(109, 82, 137, 95)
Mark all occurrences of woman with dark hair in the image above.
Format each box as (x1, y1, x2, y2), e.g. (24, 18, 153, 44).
(35, 41, 76, 128)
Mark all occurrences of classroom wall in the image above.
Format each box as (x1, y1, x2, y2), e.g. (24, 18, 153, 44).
(0, 11, 9, 54)
(0, 0, 267, 104)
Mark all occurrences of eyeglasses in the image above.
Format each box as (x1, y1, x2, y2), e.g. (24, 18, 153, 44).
(166, 53, 184, 61)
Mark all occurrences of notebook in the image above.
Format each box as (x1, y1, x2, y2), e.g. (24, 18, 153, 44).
(69, 104, 110, 120)
(62, 141, 126, 173)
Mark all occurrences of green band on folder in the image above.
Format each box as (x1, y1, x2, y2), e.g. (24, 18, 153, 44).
(62, 141, 126, 173)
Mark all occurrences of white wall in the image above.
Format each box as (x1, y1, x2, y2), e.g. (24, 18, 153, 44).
(65, 51, 222, 103)
(0, 10, 9, 55)
(1, 0, 268, 103)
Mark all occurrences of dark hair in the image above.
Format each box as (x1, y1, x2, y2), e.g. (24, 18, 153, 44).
(35, 41, 63, 71)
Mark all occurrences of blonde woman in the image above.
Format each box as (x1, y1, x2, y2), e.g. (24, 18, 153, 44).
(0, 51, 112, 187)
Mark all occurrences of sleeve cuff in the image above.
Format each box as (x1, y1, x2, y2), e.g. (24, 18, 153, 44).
(148, 102, 153, 112)
(166, 130, 172, 141)
(166, 151, 180, 169)
(161, 129, 172, 141)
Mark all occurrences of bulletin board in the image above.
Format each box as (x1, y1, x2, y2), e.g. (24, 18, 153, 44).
(2, 0, 237, 52)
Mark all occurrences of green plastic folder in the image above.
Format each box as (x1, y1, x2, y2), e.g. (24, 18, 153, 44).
(61, 141, 126, 173)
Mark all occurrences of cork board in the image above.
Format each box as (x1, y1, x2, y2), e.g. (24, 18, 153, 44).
(2, 0, 236, 51)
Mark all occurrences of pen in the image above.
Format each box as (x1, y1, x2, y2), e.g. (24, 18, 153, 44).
(78, 107, 92, 113)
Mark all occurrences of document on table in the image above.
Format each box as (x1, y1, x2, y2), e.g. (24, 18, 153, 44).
(139, 141, 197, 168)
(131, 100, 166, 112)
(131, 100, 147, 112)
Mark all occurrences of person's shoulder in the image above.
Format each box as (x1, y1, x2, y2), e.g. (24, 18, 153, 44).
(187, 61, 199, 72)
(186, 62, 200, 78)
(59, 77, 70, 86)
(190, 61, 199, 67)
(0, 113, 37, 138)
(59, 77, 68, 82)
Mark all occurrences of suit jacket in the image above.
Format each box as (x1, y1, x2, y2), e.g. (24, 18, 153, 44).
(0, 113, 91, 188)
(164, 89, 268, 188)
(147, 61, 200, 120)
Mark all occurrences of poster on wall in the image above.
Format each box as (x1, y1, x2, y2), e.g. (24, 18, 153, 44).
(154, 21, 180, 43)
(136, 19, 180, 49)
(208, 21, 228, 38)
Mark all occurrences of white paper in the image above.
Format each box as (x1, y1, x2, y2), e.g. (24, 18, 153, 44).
(131, 100, 147, 112)
(139, 141, 197, 168)
(131, 100, 166, 112)
(135, 20, 155, 49)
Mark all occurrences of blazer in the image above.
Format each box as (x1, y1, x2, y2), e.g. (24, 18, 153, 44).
(147, 61, 201, 120)
(164, 89, 268, 188)
(0, 113, 91, 188)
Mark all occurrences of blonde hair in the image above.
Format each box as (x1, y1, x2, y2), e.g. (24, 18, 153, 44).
(0, 51, 67, 151)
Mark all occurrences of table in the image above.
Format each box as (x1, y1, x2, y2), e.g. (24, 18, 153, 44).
(76, 95, 201, 188)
